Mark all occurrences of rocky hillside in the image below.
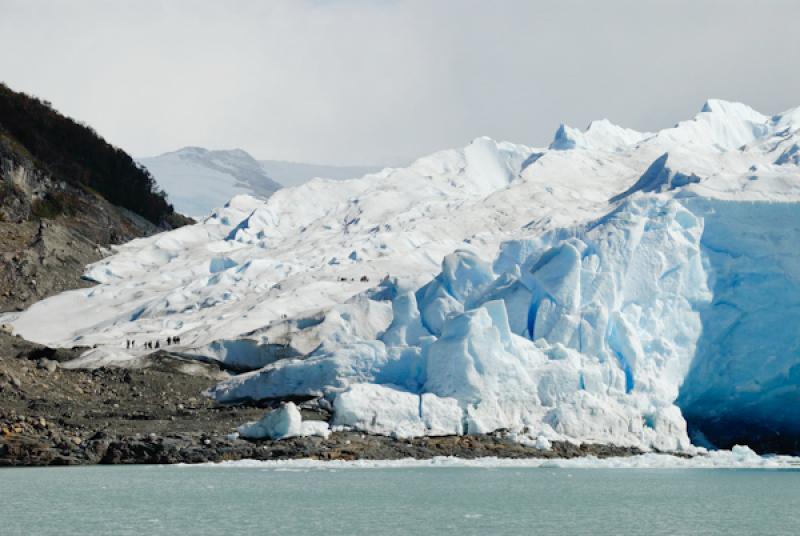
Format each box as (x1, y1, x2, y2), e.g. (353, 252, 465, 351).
(0, 83, 191, 311)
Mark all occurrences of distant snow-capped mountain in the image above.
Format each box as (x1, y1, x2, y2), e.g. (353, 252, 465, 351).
(139, 147, 383, 217)
(138, 147, 283, 218)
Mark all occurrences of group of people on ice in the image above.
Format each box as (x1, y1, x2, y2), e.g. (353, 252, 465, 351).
(126, 335, 181, 350)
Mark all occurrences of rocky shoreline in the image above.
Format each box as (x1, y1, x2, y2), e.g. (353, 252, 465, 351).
(1, 425, 644, 467)
(1, 332, 649, 467)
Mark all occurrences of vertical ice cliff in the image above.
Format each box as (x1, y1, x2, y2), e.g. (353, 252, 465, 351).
(677, 200, 800, 450)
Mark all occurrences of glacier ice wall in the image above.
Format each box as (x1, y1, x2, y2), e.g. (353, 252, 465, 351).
(677, 200, 800, 451)
(209, 193, 800, 451)
(210, 197, 722, 450)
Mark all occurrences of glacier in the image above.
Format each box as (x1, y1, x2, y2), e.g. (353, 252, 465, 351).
(5, 99, 800, 453)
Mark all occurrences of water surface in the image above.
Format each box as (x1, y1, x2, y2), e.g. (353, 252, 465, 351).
(1, 464, 798, 535)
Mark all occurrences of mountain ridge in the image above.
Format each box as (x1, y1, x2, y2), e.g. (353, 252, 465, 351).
(138, 147, 282, 218)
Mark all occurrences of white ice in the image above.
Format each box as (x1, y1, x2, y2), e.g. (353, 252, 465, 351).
(237, 402, 330, 440)
(190, 445, 800, 470)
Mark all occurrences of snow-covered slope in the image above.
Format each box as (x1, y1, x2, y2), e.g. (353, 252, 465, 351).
(139, 147, 283, 217)
(8, 100, 800, 452)
(258, 160, 383, 188)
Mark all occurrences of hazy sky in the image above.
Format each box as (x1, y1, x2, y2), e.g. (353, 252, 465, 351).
(2, 0, 799, 165)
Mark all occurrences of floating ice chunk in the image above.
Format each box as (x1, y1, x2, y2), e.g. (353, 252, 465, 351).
(203, 448, 800, 470)
(300, 420, 332, 439)
(237, 402, 331, 440)
(238, 402, 303, 440)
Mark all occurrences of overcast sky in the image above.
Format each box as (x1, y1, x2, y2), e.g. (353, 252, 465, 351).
(2, 0, 799, 165)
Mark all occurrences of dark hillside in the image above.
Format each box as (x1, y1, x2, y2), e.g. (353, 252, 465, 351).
(0, 83, 187, 227)
(0, 82, 191, 311)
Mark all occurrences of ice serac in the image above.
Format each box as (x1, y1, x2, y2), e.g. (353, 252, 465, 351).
(208, 198, 713, 450)
(390, 193, 797, 451)
(463, 136, 516, 193)
(654, 99, 769, 150)
(609, 153, 701, 203)
(381, 292, 428, 347)
(413, 198, 709, 449)
(550, 119, 650, 152)
(332, 384, 462, 438)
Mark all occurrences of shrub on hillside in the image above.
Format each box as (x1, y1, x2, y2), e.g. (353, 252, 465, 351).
(0, 83, 182, 227)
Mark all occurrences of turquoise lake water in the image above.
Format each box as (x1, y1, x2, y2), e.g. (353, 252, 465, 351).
(1, 464, 798, 535)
